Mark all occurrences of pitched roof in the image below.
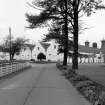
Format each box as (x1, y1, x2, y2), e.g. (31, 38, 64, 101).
(25, 44, 35, 48)
(39, 42, 51, 51)
(78, 45, 100, 54)
(100, 47, 105, 54)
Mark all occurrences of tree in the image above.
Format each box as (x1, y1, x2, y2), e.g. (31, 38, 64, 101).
(1, 36, 28, 60)
(43, 18, 73, 50)
(3, 28, 14, 61)
(67, 0, 105, 69)
(37, 52, 46, 61)
(26, 0, 72, 66)
(26, 0, 105, 69)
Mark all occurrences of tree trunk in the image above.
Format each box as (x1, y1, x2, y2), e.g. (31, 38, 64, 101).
(9, 52, 12, 61)
(63, 0, 68, 66)
(11, 53, 15, 60)
(72, 1, 79, 70)
(63, 48, 68, 65)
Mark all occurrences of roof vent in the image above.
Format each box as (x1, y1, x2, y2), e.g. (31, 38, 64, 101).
(92, 42, 97, 48)
(85, 41, 89, 47)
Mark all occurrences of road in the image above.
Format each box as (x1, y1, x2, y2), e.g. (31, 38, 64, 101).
(0, 63, 50, 105)
(0, 63, 91, 105)
(78, 63, 105, 86)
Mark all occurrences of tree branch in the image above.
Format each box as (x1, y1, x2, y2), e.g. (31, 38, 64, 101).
(27, 2, 44, 11)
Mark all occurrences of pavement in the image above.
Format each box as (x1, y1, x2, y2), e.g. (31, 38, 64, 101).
(0, 63, 91, 105)
(0, 64, 43, 105)
(24, 64, 91, 105)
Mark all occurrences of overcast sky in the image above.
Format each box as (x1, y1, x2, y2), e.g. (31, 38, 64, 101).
(0, 0, 105, 48)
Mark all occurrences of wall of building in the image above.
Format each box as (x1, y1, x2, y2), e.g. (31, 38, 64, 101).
(0, 40, 104, 63)
(13, 41, 63, 62)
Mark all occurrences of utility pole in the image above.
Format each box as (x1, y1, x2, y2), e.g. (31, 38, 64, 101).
(9, 27, 12, 61)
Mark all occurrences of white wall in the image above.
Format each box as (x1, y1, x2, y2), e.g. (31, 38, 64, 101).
(10, 40, 104, 63)
(18, 41, 61, 61)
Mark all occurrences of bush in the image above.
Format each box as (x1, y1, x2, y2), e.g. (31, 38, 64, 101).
(57, 64, 105, 105)
(37, 53, 46, 61)
(30, 59, 35, 62)
(70, 75, 89, 84)
(65, 69, 77, 79)
(56, 62, 61, 68)
(75, 80, 94, 89)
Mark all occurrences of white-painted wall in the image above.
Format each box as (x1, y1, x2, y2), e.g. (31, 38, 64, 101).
(0, 40, 104, 63)
(13, 40, 63, 61)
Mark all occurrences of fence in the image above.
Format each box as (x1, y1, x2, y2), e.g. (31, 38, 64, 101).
(0, 62, 31, 77)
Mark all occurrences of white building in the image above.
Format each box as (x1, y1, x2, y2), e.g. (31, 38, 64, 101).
(0, 39, 105, 63)
(14, 40, 63, 61)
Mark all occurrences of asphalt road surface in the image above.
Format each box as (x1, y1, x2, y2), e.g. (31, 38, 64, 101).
(0, 63, 91, 105)
(1, 62, 104, 105)
(0, 63, 50, 105)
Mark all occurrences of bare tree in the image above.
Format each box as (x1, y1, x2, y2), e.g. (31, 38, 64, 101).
(1, 36, 29, 60)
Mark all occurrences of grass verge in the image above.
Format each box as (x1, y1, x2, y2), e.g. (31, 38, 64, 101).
(56, 62, 105, 105)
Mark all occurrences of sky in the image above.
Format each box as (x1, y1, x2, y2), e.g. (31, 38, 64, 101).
(0, 0, 105, 48)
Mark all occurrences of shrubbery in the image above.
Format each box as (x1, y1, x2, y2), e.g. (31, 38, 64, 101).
(56, 63, 105, 105)
(37, 53, 46, 61)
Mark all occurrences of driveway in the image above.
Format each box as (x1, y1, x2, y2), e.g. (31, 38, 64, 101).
(0, 63, 45, 105)
(0, 63, 90, 105)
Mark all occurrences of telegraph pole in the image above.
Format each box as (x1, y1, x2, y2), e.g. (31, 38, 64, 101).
(9, 27, 12, 61)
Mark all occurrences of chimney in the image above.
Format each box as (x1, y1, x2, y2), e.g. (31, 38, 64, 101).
(85, 41, 89, 47)
(92, 42, 97, 48)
